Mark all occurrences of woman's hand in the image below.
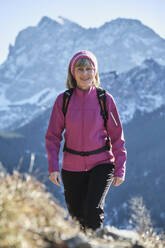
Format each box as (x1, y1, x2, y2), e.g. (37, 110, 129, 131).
(49, 171, 61, 187)
(112, 176, 124, 186)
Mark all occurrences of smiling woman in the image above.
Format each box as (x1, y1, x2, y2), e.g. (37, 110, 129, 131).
(45, 50, 127, 231)
(66, 51, 100, 90)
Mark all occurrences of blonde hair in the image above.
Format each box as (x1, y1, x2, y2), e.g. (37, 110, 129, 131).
(66, 58, 100, 89)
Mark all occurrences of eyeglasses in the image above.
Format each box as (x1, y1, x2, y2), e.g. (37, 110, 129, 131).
(75, 67, 94, 74)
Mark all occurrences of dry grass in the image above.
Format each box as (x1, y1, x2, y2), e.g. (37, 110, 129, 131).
(129, 196, 153, 234)
(0, 171, 164, 248)
(0, 170, 79, 248)
(129, 196, 165, 248)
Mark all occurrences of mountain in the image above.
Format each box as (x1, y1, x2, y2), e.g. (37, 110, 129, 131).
(1, 16, 165, 130)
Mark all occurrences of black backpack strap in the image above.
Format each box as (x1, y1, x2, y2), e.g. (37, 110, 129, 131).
(96, 87, 108, 126)
(62, 88, 74, 116)
(96, 87, 111, 150)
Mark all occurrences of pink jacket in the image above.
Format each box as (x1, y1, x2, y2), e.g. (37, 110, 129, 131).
(45, 85, 127, 179)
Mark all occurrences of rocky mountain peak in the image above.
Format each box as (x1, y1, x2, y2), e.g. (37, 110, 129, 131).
(38, 16, 57, 27)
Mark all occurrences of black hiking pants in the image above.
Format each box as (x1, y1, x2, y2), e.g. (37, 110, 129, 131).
(61, 163, 114, 231)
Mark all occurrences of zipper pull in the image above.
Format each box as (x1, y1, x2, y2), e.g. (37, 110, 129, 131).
(110, 112, 118, 126)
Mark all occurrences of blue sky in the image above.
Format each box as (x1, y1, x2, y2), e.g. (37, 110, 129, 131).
(0, 0, 165, 64)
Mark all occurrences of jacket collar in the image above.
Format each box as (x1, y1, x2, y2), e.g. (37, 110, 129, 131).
(75, 84, 96, 97)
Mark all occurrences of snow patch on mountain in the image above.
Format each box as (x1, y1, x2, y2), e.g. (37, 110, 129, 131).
(0, 84, 10, 108)
(0, 86, 60, 130)
(137, 94, 163, 112)
(12, 88, 58, 106)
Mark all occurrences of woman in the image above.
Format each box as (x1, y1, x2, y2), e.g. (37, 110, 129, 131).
(45, 50, 127, 231)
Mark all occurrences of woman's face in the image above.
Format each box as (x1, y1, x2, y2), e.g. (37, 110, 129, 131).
(74, 64, 95, 90)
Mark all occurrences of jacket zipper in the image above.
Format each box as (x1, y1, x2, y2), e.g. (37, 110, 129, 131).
(82, 94, 87, 171)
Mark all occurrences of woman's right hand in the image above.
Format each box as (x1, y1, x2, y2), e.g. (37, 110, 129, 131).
(49, 171, 61, 187)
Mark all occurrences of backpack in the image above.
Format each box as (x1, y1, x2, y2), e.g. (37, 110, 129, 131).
(62, 87, 111, 156)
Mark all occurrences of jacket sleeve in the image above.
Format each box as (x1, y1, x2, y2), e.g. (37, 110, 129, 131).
(45, 94, 65, 173)
(106, 93, 127, 180)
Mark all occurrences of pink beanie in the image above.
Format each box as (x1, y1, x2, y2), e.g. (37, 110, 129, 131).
(70, 50, 98, 77)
